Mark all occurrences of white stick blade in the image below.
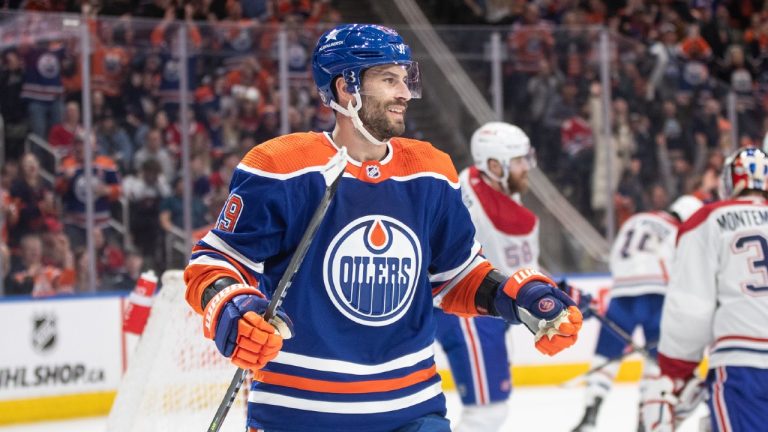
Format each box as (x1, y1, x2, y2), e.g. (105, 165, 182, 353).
(321, 147, 348, 186)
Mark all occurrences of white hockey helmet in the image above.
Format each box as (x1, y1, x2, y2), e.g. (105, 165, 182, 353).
(471, 122, 535, 185)
(668, 194, 703, 222)
(721, 146, 768, 198)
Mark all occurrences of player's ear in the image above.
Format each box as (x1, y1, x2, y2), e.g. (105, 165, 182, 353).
(334, 76, 352, 106)
(487, 159, 503, 177)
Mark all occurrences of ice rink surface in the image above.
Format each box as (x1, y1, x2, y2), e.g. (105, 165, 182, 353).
(0, 383, 708, 432)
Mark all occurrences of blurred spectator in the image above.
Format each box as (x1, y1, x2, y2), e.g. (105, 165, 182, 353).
(133, 128, 176, 181)
(20, 41, 65, 139)
(96, 109, 134, 172)
(123, 158, 170, 267)
(647, 183, 671, 212)
(93, 226, 125, 288)
(541, 79, 581, 171)
(590, 88, 635, 229)
(47, 101, 82, 157)
(55, 133, 121, 248)
(505, 4, 554, 127)
(209, 151, 240, 194)
(159, 175, 209, 237)
(526, 59, 563, 152)
(616, 154, 646, 218)
(701, 4, 739, 61)
(107, 248, 145, 291)
(0, 49, 28, 161)
(253, 104, 280, 143)
(5, 233, 75, 297)
(646, 23, 682, 102)
(151, 6, 202, 117)
(7, 153, 57, 249)
(0, 241, 9, 296)
(92, 20, 132, 118)
(310, 102, 335, 132)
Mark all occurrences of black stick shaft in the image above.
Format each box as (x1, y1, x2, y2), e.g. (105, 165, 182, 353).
(206, 154, 346, 432)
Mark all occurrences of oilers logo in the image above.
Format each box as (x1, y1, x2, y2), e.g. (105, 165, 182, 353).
(323, 215, 421, 326)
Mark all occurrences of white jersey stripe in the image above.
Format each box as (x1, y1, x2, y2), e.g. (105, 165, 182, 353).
(236, 162, 335, 181)
(201, 232, 265, 274)
(272, 345, 435, 375)
(429, 241, 482, 283)
(247, 382, 443, 414)
(188, 255, 246, 282)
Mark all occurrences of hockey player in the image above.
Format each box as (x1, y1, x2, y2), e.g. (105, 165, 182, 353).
(572, 194, 703, 432)
(183, 24, 583, 432)
(640, 147, 768, 432)
(434, 122, 538, 431)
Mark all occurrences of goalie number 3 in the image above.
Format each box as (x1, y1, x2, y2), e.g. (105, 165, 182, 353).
(218, 194, 243, 232)
(733, 233, 768, 294)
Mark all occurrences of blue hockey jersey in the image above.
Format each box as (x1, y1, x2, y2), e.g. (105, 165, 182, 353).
(185, 131, 492, 431)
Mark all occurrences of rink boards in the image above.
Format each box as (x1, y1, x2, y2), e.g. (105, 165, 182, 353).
(0, 273, 654, 424)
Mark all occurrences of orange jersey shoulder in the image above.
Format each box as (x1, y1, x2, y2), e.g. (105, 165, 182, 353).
(241, 132, 336, 175)
(390, 137, 459, 183)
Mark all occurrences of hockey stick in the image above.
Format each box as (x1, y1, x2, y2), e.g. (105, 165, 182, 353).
(588, 307, 651, 358)
(206, 148, 348, 432)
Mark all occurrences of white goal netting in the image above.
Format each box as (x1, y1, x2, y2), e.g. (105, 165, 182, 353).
(106, 270, 248, 432)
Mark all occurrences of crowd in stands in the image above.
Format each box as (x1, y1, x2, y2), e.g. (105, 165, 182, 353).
(2, 0, 768, 295)
(426, 0, 768, 230)
(0, 0, 340, 296)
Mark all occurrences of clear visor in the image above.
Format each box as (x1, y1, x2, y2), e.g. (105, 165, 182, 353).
(357, 62, 422, 100)
(509, 147, 537, 171)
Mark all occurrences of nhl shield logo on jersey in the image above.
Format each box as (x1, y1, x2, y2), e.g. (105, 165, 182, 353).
(365, 165, 381, 179)
(323, 215, 422, 326)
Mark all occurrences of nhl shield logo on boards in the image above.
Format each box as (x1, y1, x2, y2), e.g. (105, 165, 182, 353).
(323, 215, 422, 326)
(32, 312, 57, 353)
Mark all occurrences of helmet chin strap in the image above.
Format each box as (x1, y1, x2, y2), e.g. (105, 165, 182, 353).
(483, 164, 510, 194)
(329, 92, 389, 147)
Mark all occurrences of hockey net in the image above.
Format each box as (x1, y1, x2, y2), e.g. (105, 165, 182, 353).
(106, 270, 247, 432)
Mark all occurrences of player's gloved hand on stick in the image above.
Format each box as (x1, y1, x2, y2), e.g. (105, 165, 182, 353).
(557, 279, 595, 319)
(202, 284, 294, 371)
(494, 268, 583, 356)
(639, 375, 706, 432)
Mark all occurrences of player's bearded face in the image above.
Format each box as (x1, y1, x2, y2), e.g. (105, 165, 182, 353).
(357, 65, 411, 141)
(507, 158, 530, 194)
(359, 93, 407, 141)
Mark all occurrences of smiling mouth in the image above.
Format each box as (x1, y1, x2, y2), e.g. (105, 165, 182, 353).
(388, 105, 407, 116)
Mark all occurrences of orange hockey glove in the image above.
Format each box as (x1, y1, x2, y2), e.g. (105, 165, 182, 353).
(494, 268, 583, 356)
(202, 284, 293, 371)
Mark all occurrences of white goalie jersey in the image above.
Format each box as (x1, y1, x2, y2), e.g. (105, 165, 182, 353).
(459, 167, 539, 274)
(660, 197, 768, 370)
(609, 211, 680, 298)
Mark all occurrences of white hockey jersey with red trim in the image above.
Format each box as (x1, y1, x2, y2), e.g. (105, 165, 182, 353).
(660, 197, 768, 371)
(609, 211, 680, 297)
(459, 166, 539, 273)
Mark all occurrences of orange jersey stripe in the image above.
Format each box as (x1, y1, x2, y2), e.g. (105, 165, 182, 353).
(240, 132, 459, 184)
(439, 261, 494, 316)
(184, 246, 260, 314)
(253, 364, 437, 394)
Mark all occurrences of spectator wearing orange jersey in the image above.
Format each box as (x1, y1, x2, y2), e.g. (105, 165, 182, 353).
(5, 233, 75, 297)
(92, 20, 132, 117)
